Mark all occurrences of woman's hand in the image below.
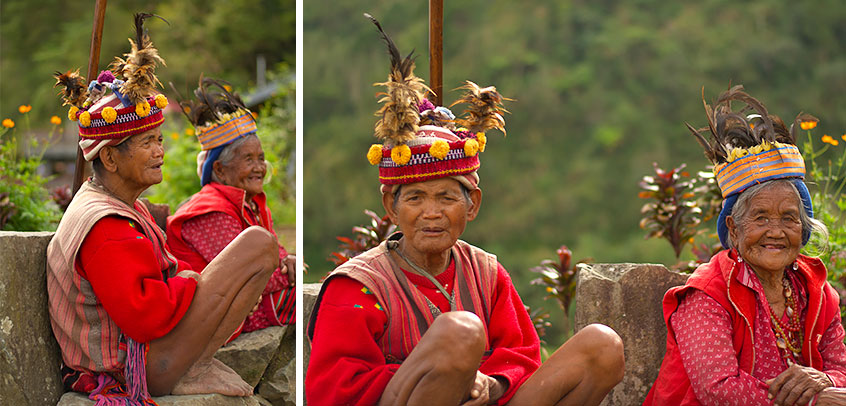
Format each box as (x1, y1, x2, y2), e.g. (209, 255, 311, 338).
(460, 371, 507, 406)
(766, 364, 833, 405)
(281, 254, 296, 285)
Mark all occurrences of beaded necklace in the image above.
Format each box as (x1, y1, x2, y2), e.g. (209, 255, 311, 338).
(765, 274, 803, 364)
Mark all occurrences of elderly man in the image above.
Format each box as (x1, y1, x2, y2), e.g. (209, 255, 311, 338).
(306, 17, 624, 406)
(48, 14, 278, 403)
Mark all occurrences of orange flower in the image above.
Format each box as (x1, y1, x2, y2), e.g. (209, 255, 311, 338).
(842, 134, 846, 142)
(2, 118, 14, 128)
(50, 116, 61, 125)
(18, 105, 32, 114)
(800, 120, 818, 130)
(822, 135, 838, 146)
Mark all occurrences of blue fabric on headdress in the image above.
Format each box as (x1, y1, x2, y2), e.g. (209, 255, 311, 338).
(200, 144, 226, 186)
(717, 178, 813, 248)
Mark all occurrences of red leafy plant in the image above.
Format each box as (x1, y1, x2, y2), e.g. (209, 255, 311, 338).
(530, 245, 590, 334)
(328, 209, 397, 269)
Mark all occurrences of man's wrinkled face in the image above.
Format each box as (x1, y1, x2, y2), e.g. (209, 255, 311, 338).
(385, 178, 479, 259)
(114, 127, 164, 189)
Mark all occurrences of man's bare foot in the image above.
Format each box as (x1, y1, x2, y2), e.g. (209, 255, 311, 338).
(171, 358, 253, 396)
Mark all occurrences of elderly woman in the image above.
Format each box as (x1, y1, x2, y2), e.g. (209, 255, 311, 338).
(167, 78, 295, 336)
(306, 17, 624, 406)
(48, 15, 277, 402)
(644, 86, 846, 406)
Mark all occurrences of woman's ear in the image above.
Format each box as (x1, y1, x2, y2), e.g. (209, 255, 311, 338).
(727, 215, 738, 246)
(98, 146, 120, 173)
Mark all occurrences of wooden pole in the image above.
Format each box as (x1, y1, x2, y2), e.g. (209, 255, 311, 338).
(72, 0, 108, 194)
(428, 0, 443, 106)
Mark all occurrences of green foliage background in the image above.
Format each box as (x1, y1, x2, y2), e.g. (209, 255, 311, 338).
(0, 0, 295, 228)
(304, 0, 846, 343)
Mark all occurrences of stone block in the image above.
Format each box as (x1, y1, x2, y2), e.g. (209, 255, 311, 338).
(257, 325, 295, 406)
(0, 231, 63, 406)
(215, 326, 287, 388)
(57, 392, 264, 406)
(302, 283, 322, 379)
(574, 263, 689, 406)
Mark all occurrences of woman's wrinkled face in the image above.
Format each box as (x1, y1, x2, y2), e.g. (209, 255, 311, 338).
(728, 182, 803, 275)
(215, 136, 266, 199)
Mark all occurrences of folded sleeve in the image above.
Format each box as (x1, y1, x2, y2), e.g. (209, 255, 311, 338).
(77, 215, 197, 343)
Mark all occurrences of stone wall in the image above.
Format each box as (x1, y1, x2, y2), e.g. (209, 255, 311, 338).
(0, 231, 295, 406)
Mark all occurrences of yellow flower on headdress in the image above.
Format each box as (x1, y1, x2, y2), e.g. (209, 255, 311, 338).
(464, 139, 479, 157)
(79, 111, 91, 127)
(476, 132, 487, 152)
(18, 105, 32, 114)
(50, 116, 61, 125)
(2, 118, 14, 128)
(101, 107, 117, 123)
(429, 139, 450, 160)
(391, 144, 412, 165)
(367, 144, 384, 165)
(68, 106, 79, 122)
(154, 94, 168, 109)
(136, 100, 151, 117)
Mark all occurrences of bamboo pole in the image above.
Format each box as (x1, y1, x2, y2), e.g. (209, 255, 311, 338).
(428, 0, 443, 106)
(72, 0, 108, 194)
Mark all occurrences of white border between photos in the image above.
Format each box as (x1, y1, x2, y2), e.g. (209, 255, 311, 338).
(295, 0, 304, 403)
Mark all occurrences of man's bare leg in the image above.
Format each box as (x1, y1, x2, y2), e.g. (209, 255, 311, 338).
(378, 311, 486, 406)
(145, 226, 279, 396)
(508, 324, 624, 406)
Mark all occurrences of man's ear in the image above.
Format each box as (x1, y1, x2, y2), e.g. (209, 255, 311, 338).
(382, 190, 399, 225)
(98, 146, 120, 173)
(466, 188, 482, 221)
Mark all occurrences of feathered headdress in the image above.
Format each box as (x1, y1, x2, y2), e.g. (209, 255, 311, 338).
(364, 14, 510, 190)
(688, 85, 814, 248)
(53, 13, 169, 161)
(171, 76, 257, 185)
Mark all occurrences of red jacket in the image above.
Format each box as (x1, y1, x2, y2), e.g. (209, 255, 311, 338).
(166, 182, 277, 272)
(644, 249, 840, 405)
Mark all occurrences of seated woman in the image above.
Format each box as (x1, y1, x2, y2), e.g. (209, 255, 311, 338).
(166, 78, 295, 337)
(644, 86, 846, 405)
(48, 14, 278, 402)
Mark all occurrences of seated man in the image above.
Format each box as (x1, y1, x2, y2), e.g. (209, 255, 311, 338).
(48, 14, 279, 403)
(306, 17, 624, 406)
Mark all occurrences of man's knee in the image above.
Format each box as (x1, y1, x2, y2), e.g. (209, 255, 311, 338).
(426, 311, 486, 367)
(237, 226, 278, 272)
(575, 324, 624, 382)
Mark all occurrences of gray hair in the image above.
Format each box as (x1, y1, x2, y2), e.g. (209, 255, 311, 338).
(210, 134, 257, 184)
(726, 179, 829, 255)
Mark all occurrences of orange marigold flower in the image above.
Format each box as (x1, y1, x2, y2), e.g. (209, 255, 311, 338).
(2, 118, 14, 128)
(50, 116, 61, 125)
(822, 135, 835, 145)
(800, 120, 818, 130)
(18, 105, 32, 114)
(842, 134, 846, 142)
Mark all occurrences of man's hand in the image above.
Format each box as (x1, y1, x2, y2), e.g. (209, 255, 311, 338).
(460, 371, 507, 406)
(176, 270, 200, 282)
(766, 363, 833, 406)
(281, 254, 296, 285)
(816, 387, 846, 406)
